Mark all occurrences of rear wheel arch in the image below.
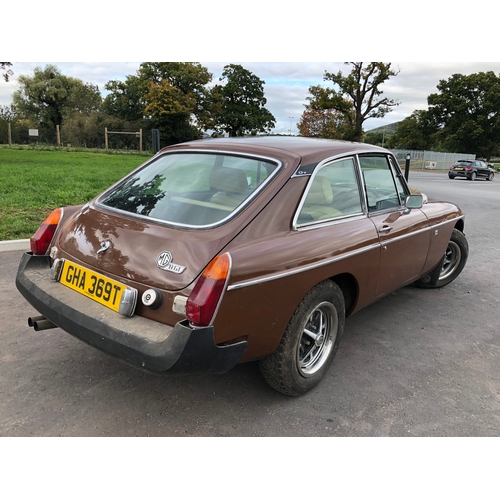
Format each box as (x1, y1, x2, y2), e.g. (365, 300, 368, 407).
(259, 279, 345, 396)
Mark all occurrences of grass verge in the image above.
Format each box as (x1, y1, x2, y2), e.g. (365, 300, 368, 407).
(0, 148, 149, 240)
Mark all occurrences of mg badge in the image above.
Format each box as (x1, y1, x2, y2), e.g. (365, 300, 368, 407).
(156, 251, 186, 274)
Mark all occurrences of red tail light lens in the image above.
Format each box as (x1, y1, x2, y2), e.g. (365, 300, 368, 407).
(30, 208, 62, 255)
(465, 167, 473, 171)
(186, 253, 231, 327)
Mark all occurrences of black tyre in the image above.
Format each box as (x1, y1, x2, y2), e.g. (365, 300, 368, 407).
(469, 171, 477, 181)
(487, 172, 494, 181)
(259, 280, 345, 397)
(414, 228, 469, 289)
(448, 175, 455, 179)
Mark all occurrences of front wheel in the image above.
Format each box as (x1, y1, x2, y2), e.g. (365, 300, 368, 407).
(414, 228, 469, 289)
(259, 280, 345, 396)
(487, 172, 494, 181)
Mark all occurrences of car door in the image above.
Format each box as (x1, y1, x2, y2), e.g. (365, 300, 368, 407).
(358, 154, 431, 298)
(476, 160, 487, 178)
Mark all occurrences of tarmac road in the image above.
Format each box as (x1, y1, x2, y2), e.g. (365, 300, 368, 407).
(1, 170, 499, 437)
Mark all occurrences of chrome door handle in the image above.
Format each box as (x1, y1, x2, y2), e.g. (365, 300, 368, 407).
(379, 225, 393, 234)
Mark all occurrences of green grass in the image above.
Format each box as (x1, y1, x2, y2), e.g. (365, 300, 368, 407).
(0, 148, 150, 240)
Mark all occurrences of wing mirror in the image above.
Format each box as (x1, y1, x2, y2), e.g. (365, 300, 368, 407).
(405, 194, 424, 209)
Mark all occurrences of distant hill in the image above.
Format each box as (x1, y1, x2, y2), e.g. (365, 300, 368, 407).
(366, 122, 399, 135)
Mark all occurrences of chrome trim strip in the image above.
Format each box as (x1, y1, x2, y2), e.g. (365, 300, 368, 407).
(295, 213, 367, 231)
(227, 243, 380, 291)
(228, 214, 464, 291)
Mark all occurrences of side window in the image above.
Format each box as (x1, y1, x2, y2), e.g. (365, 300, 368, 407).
(297, 157, 362, 225)
(359, 156, 402, 212)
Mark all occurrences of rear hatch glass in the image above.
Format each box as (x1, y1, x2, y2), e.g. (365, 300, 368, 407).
(98, 152, 280, 228)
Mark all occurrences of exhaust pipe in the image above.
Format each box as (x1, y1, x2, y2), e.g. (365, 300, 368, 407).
(28, 316, 58, 331)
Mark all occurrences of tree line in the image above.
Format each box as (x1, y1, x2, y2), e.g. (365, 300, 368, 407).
(298, 63, 500, 161)
(0, 63, 276, 149)
(3, 62, 500, 160)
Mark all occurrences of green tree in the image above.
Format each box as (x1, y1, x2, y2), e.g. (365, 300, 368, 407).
(102, 76, 145, 122)
(427, 72, 500, 160)
(309, 62, 399, 142)
(299, 85, 355, 139)
(207, 64, 276, 137)
(364, 130, 385, 147)
(12, 64, 101, 141)
(1, 62, 13, 82)
(388, 110, 439, 150)
(103, 62, 212, 145)
(298, 105, 355, 139)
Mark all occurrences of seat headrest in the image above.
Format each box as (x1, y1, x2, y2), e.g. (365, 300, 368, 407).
(210, 167, 248, 194)
(305, 175, 333, 204)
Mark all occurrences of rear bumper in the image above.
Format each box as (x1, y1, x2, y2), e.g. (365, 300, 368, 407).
(15, 253, 247, 375)
(450, 170, 468, 177)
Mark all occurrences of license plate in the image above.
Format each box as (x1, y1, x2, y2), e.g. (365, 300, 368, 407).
(53, 259, 137, 316)
(454, 167, 464, 171)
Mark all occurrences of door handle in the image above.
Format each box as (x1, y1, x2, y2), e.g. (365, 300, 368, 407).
(379, 225, 393, 234)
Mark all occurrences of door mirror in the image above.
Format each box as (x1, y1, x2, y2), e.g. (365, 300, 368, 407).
(405, 194, 424, 209)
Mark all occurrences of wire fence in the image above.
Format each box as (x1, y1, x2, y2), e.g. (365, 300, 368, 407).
(0, 121, 484, 166)
(0, 121, 153, 152)
(390, 149, 476, 170)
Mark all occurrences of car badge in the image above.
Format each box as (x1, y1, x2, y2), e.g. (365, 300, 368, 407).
(156, 251, 186, 274)
(97, 240, 111, 254)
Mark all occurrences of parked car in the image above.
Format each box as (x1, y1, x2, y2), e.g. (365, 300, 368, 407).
(448, 159, 495, 181)
(16, 137, 469, 396)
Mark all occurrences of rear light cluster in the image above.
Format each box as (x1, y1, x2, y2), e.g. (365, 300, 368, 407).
(30, 208, 63, 255)
(186, 253, 231, 327)
(465, 167, 473, 171)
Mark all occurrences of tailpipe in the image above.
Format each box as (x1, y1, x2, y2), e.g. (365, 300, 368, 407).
(28, 316, 57, 331)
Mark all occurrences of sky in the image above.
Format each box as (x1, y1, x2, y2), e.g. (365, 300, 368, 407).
(2, 3, 497, 136)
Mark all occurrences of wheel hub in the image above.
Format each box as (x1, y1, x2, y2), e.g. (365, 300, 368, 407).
(315, 334, 324, 347)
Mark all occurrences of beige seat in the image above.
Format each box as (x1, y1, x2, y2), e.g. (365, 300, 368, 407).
(300, 175, 342, 221)
(210, 167, 249, 209)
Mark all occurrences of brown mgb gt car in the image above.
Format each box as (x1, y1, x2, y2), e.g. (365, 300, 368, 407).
(16, 137, 468, 396)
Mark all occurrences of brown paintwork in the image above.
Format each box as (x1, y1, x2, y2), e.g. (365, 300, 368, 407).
(48, 137, 465, 363)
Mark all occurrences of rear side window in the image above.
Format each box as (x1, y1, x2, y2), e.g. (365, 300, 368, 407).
(297, 157, 363, 225)
(98, 152, 279, 227)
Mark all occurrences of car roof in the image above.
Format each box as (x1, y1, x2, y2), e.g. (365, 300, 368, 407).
(160, 136, 390, 167)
